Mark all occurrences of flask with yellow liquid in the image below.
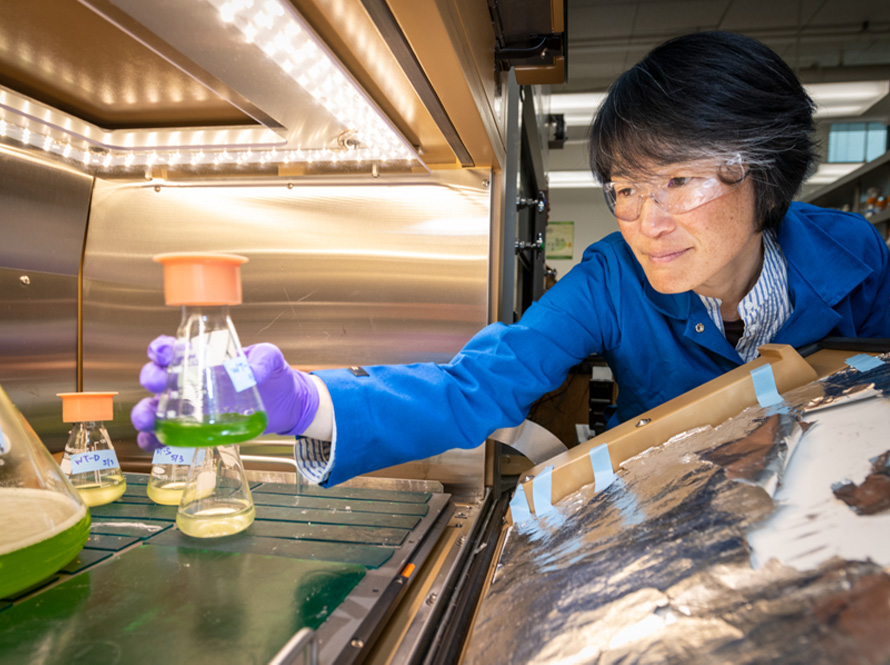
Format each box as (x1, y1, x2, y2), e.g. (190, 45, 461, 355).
(146, 445, 194, 506)
(57, 391, 126, 507)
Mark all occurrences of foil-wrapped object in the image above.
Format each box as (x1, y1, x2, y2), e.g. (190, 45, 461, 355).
(465, 355, 890, 664)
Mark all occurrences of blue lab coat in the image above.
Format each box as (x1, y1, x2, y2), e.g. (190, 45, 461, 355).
(315, 202, 890, 485)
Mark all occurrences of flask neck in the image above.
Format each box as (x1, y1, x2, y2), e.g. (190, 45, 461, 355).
(179, 305, 231, 320)
(177, 305, 235, 336)
(65, 420, 114, 451)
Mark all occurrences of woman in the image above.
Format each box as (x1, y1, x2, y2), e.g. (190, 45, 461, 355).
(133, 31, 890, 486)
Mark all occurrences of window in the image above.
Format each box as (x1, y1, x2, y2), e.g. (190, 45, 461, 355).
(828, 122, 888, 163)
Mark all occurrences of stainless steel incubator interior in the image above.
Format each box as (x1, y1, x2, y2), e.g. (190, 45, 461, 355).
(0, 0, 565, 663)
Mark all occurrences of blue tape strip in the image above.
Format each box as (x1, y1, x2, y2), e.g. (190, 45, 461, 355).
(152, 445, 197, 466)
(532, 465, 555, 516)
(509, 483, 532, 523)
(845, 353, 884, 373)
(750, 364, 783, 408)
(589, 444, 616, 493)
(70, 449, 119, 474)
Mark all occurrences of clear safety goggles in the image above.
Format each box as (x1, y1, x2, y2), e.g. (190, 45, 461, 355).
(603, 157, 747, 222)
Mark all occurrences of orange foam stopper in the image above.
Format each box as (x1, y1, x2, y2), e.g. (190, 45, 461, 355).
(57, 392, 118, 423)
(154, 252, 247, 306)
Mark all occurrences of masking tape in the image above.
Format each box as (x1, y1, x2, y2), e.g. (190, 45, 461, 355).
(532, 465, 555, 516)
(152, 445, 197, 466)
(509, 482, 533, 523)
(845, 353, 885, 373)
(750, 364, 783, 408)
(589, 443, 616, 493)
(70, 449, 119, 474)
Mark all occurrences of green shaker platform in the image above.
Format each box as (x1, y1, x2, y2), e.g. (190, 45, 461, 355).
(0, 474, 453, 665)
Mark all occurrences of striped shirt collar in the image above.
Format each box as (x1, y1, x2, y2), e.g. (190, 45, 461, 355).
(698, 229, 793, 362)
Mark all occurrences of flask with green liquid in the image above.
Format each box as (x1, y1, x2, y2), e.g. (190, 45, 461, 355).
(153, 253, 264, 537)
(0, 385, 90, 599)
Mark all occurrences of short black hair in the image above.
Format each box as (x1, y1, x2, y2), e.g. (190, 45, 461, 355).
(589, 31, 817, 232)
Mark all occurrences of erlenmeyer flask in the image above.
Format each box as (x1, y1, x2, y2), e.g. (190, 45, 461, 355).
(57, 392, 126, 507)
(152, 253, 262, 537)
(0, 384, 90, 599)
(176, 445, 256, 538)
(146, 445, 194, 506)
(153, 253, 267, 448)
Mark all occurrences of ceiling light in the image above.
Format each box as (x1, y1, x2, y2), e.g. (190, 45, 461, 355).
(548, 171, 600, 189)
(804, 162, 864, 185)
(805, 81, 890, 117)
(550, 80, 890, 128)
(548, 93, 607, 127)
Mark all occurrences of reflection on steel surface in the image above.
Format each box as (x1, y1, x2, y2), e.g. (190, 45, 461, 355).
(81, 170, 492, 495)
(0, 150, 92, 449)
(465, 356, 890, 664)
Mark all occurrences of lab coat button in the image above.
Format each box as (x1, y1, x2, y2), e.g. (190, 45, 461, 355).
(695, 323, 705, 333)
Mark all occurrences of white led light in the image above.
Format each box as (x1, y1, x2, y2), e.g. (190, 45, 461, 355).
(0, 0, 422, 174)
(204, 0, 418, 164)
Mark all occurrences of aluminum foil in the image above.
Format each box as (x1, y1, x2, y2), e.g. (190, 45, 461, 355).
(464, 355, 890, 665)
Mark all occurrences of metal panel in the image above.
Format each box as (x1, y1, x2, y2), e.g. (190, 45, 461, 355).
(0, 148, 93, 450)
(0, 149, 93, 274)
(82, 170, 492, 496)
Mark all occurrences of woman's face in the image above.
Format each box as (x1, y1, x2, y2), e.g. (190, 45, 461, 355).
(612, 160, 763, 303)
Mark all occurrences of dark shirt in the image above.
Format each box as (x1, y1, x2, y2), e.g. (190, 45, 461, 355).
(723, 318, 745, 347)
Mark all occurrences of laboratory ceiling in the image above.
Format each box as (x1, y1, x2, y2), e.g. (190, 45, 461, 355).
(563, 0, 890, 93)
(552, 0, 890, 185)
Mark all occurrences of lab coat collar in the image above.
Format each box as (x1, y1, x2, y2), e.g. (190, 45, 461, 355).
(638, 202, 874, 358)
(777, 203, 873, 307)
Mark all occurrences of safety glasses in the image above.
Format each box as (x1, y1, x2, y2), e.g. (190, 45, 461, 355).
(603, 157, 747, 222)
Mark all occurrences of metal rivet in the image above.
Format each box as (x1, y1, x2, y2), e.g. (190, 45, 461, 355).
(635, 418, 651, 427)
(695, 323, 705, 333)
(19, 275, 30, 286)
(350, 639, 364, 648)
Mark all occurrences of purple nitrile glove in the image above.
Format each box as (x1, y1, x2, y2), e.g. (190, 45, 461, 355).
(131, 396, 163, 452)
(130, 335, 319, 452)
(130, 335, 177, 452)
(243, 343, 320, 436)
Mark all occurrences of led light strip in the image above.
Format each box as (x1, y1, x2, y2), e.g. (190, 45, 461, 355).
(0, 114, 400, 169)
(0, 0, 421, 173)
(207, 0, 413, 159)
